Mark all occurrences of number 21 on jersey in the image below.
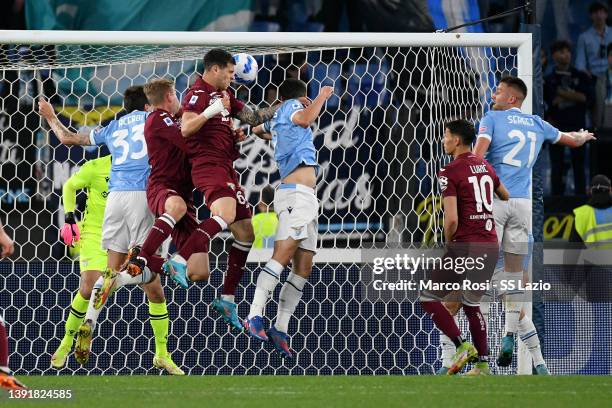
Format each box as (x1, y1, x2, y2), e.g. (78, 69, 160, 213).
(502, 129, 536, 167)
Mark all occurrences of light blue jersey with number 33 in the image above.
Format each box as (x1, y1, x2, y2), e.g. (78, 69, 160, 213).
(477, 107, 561, 199)
(89, 110, 149, 192)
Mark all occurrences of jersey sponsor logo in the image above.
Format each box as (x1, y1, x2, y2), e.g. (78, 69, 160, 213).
(163, 117, 174, 127)
(438, 176, 448, 192)
(188, 95, 199, 105)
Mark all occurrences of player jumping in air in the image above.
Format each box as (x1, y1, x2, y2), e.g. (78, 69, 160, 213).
(49, 155, 110, 369)
(38, 87, 183, 374)
(243, 80, 333, 358)
(127, 49, 280, 331)
(0, 220, 26, 390)
(420, 119, 509, 375)
(473, 76, 594, 373)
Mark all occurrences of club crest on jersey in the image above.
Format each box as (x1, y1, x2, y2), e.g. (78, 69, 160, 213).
(163, 117, 174, 127)
(188, 95, 199, 105)
(226, 182, 236, 191)
(438, 176, 448, 192)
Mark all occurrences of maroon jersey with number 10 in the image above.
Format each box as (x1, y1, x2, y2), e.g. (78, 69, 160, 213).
(438, 152, 500, 243)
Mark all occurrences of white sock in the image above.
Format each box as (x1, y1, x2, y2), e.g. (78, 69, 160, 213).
(518, 315, 545, 367)
(503, 271, 524, 335)
(116, 268, 152, 286)
(221, 294, 235, 303)
(84, 278, 105, 330)
(274, 273, 307, 333)
(248, 259, 283, 319)
(440, 333, 456, 368)
(0, 366, 10, 375)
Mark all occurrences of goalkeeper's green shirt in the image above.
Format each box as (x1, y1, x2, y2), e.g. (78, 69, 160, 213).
(62, 156, 111, 234)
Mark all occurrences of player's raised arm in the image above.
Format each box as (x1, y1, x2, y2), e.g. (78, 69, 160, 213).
(442, 196, 458, 243)
(251, 124, 272, 140)
(473, 113, 494, 158)
(37, 99, 92, 146)
(235, 103, 280, 126)
(181, 93, 230, 138)
(556, 129, 596, 148)
(292, 86, 333, 128)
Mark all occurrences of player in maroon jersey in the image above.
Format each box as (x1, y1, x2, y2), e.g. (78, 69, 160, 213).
(125, 78, 210, 284)
(0, 221, 26, 390)
(130, 50, 280, 331)
(420, 119, 509, 376)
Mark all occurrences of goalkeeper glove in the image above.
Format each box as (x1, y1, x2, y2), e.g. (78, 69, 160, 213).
(60, 212, 80, 246)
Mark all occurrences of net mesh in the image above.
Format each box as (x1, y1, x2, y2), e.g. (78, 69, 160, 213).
(0, 40, 570, 375)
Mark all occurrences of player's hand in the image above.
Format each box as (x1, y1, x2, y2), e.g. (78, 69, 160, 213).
(38, 98, 56, 121)
(0, 232, 14, 258)
(60, 212, 80, 246)
(221, 91, 231, 110)
(233, 127, 247, 143)
(298, 96, 311, 107)
(572, 129, 596, 146)
(319, 86, 334, 100)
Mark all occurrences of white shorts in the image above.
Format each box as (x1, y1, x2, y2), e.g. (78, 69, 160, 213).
(274, 183, 319, 253)
(101, 191, 155, 253)
(493, 197, 531, 255)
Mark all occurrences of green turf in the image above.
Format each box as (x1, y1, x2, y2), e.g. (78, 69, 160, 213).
(2, 376, 611, 408)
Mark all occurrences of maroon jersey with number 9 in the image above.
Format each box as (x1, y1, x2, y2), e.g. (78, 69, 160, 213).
(438, 152, 500, 243)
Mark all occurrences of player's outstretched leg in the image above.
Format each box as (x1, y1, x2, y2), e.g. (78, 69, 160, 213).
(211, 216, 253, 331)
(51, 290, 90, 369)
(519, 315, 549, 375)
(0, 314, 26, 390)
(244, 259, 284, 342)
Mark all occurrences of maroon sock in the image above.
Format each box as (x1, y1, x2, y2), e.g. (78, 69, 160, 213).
(178, 217, 224, 260)
(463, 305, 488, 358)
(0, 320, 8, 368)
(221, 240, 252, 297)
(420, 301, 462, 341)
(146, 255, 166, 275)
(141, 213, 175, 261)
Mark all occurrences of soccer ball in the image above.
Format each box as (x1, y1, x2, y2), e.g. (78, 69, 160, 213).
(232, 53, 258, 85)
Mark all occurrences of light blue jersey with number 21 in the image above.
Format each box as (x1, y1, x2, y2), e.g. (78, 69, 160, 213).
(477, 107, 561, 199)
(89, 110, 150, 192)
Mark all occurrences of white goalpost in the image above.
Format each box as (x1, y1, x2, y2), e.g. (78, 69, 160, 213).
(0, 30, 535, 375)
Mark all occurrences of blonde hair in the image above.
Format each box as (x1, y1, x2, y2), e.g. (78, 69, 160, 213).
(144, 78, 174, 106)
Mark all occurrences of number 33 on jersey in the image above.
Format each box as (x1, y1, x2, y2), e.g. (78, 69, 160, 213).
(89, 110, 151, 192)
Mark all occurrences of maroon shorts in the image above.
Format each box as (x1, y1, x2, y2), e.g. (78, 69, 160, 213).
(190, 160, 252, 222)
(424, 241, 499, 302)
(146, 186, 198, 251)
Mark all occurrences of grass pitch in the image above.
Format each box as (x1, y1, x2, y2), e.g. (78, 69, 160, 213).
(3, 376, 611, 407)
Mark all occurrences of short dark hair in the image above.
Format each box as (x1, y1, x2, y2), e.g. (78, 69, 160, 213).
(589, 1, 608, 14)
(499, 76, 528, 99)
(278, 78, 307, 100)
(550, 40, 571, 55)
(445, 119, 475, 146)
(261, 185, 275, 206)
(123, 85, 148, 112)
(203, 48, 234, 71)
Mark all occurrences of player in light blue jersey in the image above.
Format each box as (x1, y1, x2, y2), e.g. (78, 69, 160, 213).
(243, 79, 333, 358)
(473, 76, 594, 373)
(38, 86, 183, 374)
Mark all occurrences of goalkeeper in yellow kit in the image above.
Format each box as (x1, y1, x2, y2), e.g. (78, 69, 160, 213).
(49, 155, 181, 374)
